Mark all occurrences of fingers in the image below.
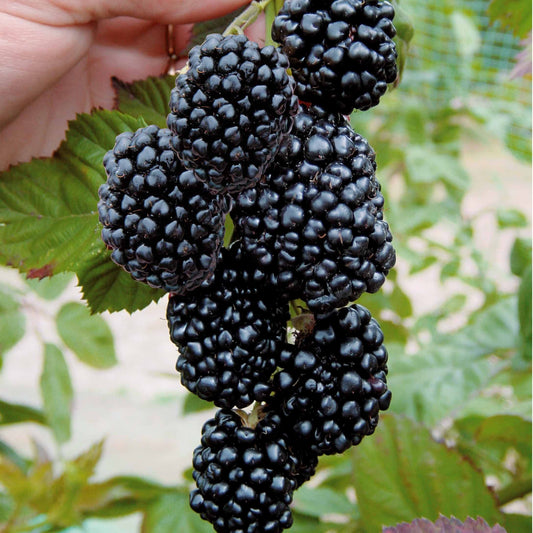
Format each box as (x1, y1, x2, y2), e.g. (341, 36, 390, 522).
(8, 0, 252, 26)
(92, 0, 252, 24)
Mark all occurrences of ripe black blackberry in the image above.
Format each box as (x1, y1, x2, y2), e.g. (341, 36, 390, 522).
(272, 0, 398, 113)
(98, 125, 229, 294)
(233, 105, 395, 315)
(167, 33, 299, 196)
(167, 245, 289, 409)
(190, 407, 297, 533)
(271, 304, 391, 456)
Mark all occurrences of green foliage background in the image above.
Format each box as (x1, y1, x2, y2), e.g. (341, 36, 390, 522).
(0, 0, 530, 531)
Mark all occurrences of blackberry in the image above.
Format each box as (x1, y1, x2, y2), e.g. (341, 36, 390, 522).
(167, 33, 299, 196)
(271, 304, 391, 455)
(272, 0, 398, 113)
(190, 407, 297, 533)
(233, 105, 395, 315)
(98, 125, 229, 294)
(167, 245, 289, 409)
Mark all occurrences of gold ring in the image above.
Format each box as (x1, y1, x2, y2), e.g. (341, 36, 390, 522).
(165, 24, 179, 76)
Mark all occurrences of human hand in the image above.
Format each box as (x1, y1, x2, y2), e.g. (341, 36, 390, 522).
(0, 0, 258, 170)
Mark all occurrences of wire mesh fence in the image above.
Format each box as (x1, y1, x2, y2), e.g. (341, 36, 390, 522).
(399, 0, 531, 159)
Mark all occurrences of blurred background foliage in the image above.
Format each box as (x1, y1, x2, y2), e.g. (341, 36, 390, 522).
(0, 0, 531, 531)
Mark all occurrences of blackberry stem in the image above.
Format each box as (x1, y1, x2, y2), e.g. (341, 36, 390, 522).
(222, 0, 272, 36)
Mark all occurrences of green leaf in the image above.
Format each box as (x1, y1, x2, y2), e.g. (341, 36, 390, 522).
(390, 285, 413, 318)
(390, 0, 414, 82)
(224, 213, 235, 248)
(77, 475, 171, 518)
(404, 145, 471, 191)
(56, 303, 117, 368)
(182, 393, 215, 416)
(0, 491, 14, 522)
(0, 439, 32, 474)
(25, 272, 73, 300)
(502, 513, 532, 532)
(497, 209, 529, 229)
(42, 441, 106, 526)
(0, 286, 25, 362)
(77, 248, 165, 314)
(0, 109, 161, 313)
(351, 414, 503, 532)
(475, 415, 531, 456)
(455, 414, 532, 479)
(510, 237, 532, 277)
(383, 516, 507, 533)
(291, 512, 341, 533)
(488, 0, 532, 39)
(0, 111, 145, 277)
(458, 365, 532, 421)
(113, 76, 175, 126)
(40, 344, 73, 444)
(517, 265, 532, 362)
(389, 298, 518, 424)
(292, 486, 358, 520)
(190, 6, 247, 49)
(142, 491, 213, 533)
(0, 399, 46, 426)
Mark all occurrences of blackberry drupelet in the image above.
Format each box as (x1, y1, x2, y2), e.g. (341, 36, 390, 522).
(272, 0, 398, 113)
(233, 105, 396, 315)
(271, 304, 391, 456)
(167, 33, 299, 196)
(190, 408, 297, 533)
(98, 125, 229, 294)
(167, 245, 289, 409)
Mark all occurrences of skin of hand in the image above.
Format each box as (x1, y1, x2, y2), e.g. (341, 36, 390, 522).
(0, 0, 264, 171)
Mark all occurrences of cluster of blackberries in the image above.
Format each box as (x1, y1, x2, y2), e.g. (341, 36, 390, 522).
(98, 1, 397, 531)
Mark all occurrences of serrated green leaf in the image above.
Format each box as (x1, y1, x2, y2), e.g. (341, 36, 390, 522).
(0, 110, 145, 278)
(497, 208, 529, 229)
(113, 76, 175, 126)
(510, 237, 532, 277)
(351, 414, 503, 532)
(0, 286, 25, 361)
(383, 516, 507, 533)
(292, 486, 358, 519)
(56, 302, 116, 368)
(182, 393, 215, 416)
(77, 248, 164, 314)
(0, 399, 46, 426)
(389, 298, 518, 424)
(40, 344, 73, 444)
(142, 491, 213, 533)
(488, 0, 532, 39)
(25, 272, 73, 301)
(457, 414, 532, 460)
